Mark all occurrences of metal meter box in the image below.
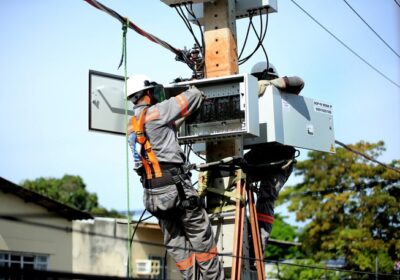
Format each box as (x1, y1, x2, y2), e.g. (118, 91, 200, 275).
(166, 74, 259, 143)
(160, 0, 213, 6)
(244, 86, 336, 153)
(187, 0, 278, 25)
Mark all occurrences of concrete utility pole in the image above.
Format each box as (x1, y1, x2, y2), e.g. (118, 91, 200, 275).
(203, 0, 242, 161)
(201, 1, 266, 279)
(202, 1, 253, 279)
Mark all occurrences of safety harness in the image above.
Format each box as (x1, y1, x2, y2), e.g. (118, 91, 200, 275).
(129, 107, 202, 211)
(129, 107, 162, 179)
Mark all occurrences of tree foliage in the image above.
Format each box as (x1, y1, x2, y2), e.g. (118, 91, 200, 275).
(279, 141, 400, 277)
(267, 214, 301, 260)
(21, 174, 122, 217)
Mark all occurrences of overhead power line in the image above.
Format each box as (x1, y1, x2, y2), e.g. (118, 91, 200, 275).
(1, 215, 398, 278)
(335, 140, 400, 174)
(395, 0, 400, 8)
(289, 0, 400, 89)
(342, 0, 400, 58)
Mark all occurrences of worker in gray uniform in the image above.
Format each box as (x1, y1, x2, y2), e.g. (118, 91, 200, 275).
(245, 61, 304, 254)
(127, 74, 224, 280)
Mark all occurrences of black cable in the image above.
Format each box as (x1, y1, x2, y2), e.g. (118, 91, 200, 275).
(265, 259, 397, 278)
(175, 5, 192, 32)
(394, 0, 400, 8)
(238, 13, 254, 60)
(163, 250, 168, 279)
(1, 215, 398, 278)
(250, 11, 269, 63)
(342, 0, 400, 58)
(335, 140, 400, 174)
(185, 3, 205, 56)
(290, 0, 400, 89)
(185, 3, 206, 77)
(129, 209, 148, 247)
(239, 11, 264, 64)
(239, 9, 269, 65)
(176, 5, 203, 55)
(284, 179, 398, 199)
(188, 143, 206, 162)
(174, 5, 205, 77)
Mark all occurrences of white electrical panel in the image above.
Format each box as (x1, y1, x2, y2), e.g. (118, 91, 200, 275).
(166, 74, 259, 143)
(244, 86, 336, 153)
(160, 0, 213, 6)
(236, 0, 278, 18)
(186, 0, 278, 25)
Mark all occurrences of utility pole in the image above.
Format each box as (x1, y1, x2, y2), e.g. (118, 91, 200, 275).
(203, 0, 242, 161)
(202, 1, 259, 279)
(160, 1, 271, 279)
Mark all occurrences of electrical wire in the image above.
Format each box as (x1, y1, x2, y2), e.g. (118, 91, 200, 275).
(238, 9, 269, 65)
(84, 0, 201, 76)
(188, 143, 206, 162)
(84, 0, 181, 56)
(174, 5, 204, 55)
(342, 0, 400, 58)
(0, 214, 398, 278)
(284, 179, 398, 199)
(394, 0, 400, 8)
(173, 5, 205, 78)
(249, 11, 269, 64)
(129, 209, 152, 247)
(238, 12, 254, 60)
(185, 3, 205, 56)
(335, 140, 400, 174)
(289, 0, 400, 89)
(265, 259, 397, 278)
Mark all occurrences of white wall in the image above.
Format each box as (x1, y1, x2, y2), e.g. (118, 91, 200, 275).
(0, 193, 73, 271)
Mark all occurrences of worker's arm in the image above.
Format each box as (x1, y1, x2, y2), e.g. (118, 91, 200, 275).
(155, 85, 205, 125)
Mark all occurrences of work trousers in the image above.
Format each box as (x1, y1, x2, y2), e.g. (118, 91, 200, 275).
(255, 164, 293, 252)
(143, 179, 225, 280)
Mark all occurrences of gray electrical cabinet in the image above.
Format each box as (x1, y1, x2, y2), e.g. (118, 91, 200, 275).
(244, 86, 336, 153)
(167, 74, 260, 143)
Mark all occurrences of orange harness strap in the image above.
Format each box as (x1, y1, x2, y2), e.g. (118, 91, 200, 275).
(130, 108, 162, 179)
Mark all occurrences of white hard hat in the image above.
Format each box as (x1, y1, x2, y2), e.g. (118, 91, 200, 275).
(126, 74, 154, 102)
(251, 61, 279, 80)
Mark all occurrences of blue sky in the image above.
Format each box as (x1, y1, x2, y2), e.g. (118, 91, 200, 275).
(0, 0, 399, 216)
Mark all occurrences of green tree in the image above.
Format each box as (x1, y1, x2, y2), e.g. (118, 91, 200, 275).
(21, 174, 122, 217)
(279, 141, 400, 278)
(267, 214, 301, 260)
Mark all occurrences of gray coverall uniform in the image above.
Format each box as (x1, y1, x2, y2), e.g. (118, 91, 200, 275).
(246, 79, 300, 253)
(128, 86, 224, 280)
(244, 142, 295, 254)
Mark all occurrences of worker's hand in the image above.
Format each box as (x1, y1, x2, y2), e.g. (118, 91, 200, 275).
(258, 80, 272, 97)
(190, 85, 207, 100)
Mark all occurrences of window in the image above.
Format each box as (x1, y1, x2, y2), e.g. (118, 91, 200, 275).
(149, 255, 166, 280)
(0, 251, 48, 270)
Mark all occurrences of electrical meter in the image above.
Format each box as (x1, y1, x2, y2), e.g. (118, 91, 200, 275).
(244, 85, 336, 153)
(166, 74, 259, 143)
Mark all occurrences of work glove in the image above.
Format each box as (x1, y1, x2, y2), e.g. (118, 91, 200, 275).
(258, 76, 305, 97)
(257, 80, 272, 96)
